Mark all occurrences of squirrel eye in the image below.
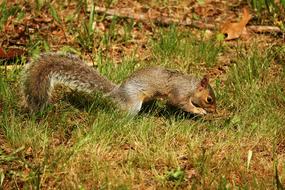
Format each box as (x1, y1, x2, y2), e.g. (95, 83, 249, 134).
(206, 96, 213, 104)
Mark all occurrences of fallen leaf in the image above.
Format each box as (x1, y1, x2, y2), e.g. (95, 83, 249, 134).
(186, 169, 197, 180)
(0, 47, 26, 60)
(25, 146, 33, 156)
(220, 7, 251, 40)
(6, 48, 26, 58)
(194, 4, 222, 17)
(0, 48, 6, 58)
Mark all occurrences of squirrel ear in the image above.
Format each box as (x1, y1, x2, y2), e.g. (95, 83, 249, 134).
(200, 75, 209, 88)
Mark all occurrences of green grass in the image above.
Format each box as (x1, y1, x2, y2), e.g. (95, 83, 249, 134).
(1, 1, 285, 189)
(249, 0, 285, 28)
(152, 26, 223, 71)
(1, 39, 285, 189)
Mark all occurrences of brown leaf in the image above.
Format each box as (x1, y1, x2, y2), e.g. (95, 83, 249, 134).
(25, 146, 33, 155)
(194, 4, 222, 17)
(220, 8, 251, 40)
(0, 48, 6, 58)
(33, 15, 52, 23)
(6, 48, 25, 58)
(0, 47, 26, 60)
(186, 169, 197, 180)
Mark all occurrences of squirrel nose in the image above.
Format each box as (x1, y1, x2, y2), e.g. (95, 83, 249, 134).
(213, 107, 218, 114)
(206, 106, 217, 114)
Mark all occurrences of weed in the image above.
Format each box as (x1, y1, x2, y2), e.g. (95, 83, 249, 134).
(165, 167, 185, 182)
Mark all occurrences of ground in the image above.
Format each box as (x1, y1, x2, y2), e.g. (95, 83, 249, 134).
(0, 0, 285, 189)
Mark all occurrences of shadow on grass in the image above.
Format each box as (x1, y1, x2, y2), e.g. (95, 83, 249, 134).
(61, 93, 203, 121)
(62, 91, 115, 114)
(139, 100, 202, 121)
(24, 91, 203, 122)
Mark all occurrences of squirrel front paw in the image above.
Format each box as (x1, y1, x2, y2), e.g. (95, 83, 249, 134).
(192, 107, 207, 115)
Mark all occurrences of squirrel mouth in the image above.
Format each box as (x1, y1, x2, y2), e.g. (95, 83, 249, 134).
(191, 100, 207, 114)
(191, 101, 200, 108)
(191, 101, 216, 114)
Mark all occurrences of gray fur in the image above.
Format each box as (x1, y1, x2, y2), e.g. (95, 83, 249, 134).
(22, 53, 215, 115)
(22, 53, 117, 111)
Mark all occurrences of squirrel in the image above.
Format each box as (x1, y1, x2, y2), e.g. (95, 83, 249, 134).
(21, 53, 217, 115)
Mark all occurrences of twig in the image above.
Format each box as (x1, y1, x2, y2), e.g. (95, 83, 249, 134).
(94, 6, 283, 34)
(94, 6, 216, 30)
(247, 25, 283, 34)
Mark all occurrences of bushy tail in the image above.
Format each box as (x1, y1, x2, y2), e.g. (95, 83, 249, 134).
(21, 53, 118, 112)
(21, 62, 50, 112)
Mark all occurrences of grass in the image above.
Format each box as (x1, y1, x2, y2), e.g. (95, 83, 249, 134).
(1, 1, 285, 189)
(249, 0, 285, 29)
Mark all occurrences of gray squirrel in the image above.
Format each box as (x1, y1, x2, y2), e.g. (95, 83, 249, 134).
(21, 53, 217, 115)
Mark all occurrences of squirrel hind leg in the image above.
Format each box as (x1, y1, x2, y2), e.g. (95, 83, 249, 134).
(23, 94, 49, 113)
(126, 100, 143, 115)
(21, 82, 50, 113)
(108, 86, 143, 115)
(112, 98, 142, 116)
(114, 97, 143, 116)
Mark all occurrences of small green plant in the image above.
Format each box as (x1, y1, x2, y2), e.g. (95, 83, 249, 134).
(0, 1, 21, 30)
(77, 0, 96, 52)
(165, 167, 185, 182)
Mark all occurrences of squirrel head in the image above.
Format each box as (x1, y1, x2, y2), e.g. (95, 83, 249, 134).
(190, 76, 217, 114)
(168, 75, 217, 115)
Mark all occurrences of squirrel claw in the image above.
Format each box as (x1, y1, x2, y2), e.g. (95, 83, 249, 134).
(193, 107, 207, 115)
